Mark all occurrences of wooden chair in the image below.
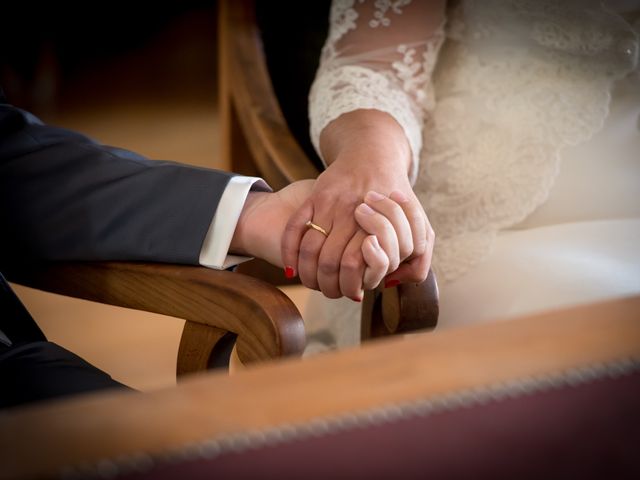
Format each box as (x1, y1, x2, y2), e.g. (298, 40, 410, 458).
(5, 262, 306, 375)
(218, 0, 439, 339)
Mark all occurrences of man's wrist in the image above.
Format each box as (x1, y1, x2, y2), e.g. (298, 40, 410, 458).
(229, 191, 267, 257)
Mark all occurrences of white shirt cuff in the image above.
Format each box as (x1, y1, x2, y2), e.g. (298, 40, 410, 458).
(198, 176, 270, 270)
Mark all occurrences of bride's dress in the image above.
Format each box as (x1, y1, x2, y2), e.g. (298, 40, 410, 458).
(304, 0, 640, 353)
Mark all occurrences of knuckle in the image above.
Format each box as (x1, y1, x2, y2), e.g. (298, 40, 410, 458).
(299, 245, 318, 262)
(410, 260, 430, 283)
(341, 286, 359, 299)
(386, 201, 403, 216)
(409, 270, 428, 283)
(369, 256, 388, 273)
(361, 280, 376, 292)
(388, 258, 400, 274)
(413, 237, 427, 256)
(363, 245, 388, 271)
(361, 281, 374, 291)
(318, 259, 340, 276)
(315, 190, 334, 204)
(340, 254, 362, 274)
(283, 221, 301, 236)
(399, 239, 414, 260)
(365, 274, 383, 291)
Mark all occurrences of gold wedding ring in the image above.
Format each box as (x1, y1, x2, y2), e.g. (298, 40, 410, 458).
(305, 220, 329, 237)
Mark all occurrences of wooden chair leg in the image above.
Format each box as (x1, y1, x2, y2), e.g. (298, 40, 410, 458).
(362, 270, 439, 339)
(177, 322, 237, 376)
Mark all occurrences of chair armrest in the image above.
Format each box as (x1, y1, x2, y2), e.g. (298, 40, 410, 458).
(6, 262, 306, 370)
(2, 295, 638, 479)
(362, 270, 439, 338)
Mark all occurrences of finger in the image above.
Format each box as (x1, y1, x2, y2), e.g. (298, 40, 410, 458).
(361, 235, 389, 290)
(297, 213, 333, 291)
(385, 218, 435, 285)
(338, 229, 367, 300)
(363, 191, 414, 262)
(317, 217, 358, 298)
(354, 202, 400, 273)
(281, 199, 314, 279)
(385, 252, 430, 286)
(389, 190, 428, 260)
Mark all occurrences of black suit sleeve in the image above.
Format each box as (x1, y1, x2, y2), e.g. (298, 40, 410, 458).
(0, 102, 236, 268)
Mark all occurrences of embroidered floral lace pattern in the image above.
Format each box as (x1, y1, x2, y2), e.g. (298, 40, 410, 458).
(369, 0, 412, 27)
(309, 0, 445, 183)
(418, 0, 638, 281)
(310, 0, 639, 282)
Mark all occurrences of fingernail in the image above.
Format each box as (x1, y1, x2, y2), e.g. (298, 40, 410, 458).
(285, 266, 295, 278)
(350, 296, 362, 303)
(385, 279, 400, 289)
(389, 190, 408, 203)
(357, 203, 376, 215)
(365, 191, 386, 202)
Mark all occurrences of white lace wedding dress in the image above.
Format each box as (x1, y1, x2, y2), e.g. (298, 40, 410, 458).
(304, 0, 640, 353)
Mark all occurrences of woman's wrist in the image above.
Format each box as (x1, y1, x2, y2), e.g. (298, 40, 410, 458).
(319, 109, 413, 176)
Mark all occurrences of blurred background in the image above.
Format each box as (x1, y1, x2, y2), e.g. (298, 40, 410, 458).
(1, 1, 309, 391)
(1, 1, 220, 167)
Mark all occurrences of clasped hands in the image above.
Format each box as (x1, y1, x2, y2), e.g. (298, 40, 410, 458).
(231, 178, 434, 301)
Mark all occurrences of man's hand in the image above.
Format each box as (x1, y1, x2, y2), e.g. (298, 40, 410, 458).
(230, 180, 315, 268)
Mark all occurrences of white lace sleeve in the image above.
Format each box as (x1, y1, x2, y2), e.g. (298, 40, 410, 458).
(309, 0, 446, 183)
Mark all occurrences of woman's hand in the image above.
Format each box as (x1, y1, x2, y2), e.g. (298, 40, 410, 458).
(281, 109, 434, 298)
(360, 190, 434, 289)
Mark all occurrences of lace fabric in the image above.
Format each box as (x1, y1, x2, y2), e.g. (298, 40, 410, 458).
(309, 0, 446, 183)
(309, 0, 639, 282)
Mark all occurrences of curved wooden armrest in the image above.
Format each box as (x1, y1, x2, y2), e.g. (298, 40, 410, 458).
(7, 262, 306, 373)
(362, 269, 439, 339)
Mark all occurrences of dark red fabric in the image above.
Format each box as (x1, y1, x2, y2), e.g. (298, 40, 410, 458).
(118, 370, 640, 480)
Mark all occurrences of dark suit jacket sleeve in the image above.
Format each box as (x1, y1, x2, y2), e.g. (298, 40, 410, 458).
(0, 102, 236, 268)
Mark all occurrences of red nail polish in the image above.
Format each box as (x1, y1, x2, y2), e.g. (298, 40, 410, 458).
(350, 296, 362, 303)
(285, 266, 295, 279)
(385, 279, 400, 289)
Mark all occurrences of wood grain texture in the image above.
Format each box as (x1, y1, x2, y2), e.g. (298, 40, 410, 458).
(8, 262, 306, 367)
(2, 295, 638, 480)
